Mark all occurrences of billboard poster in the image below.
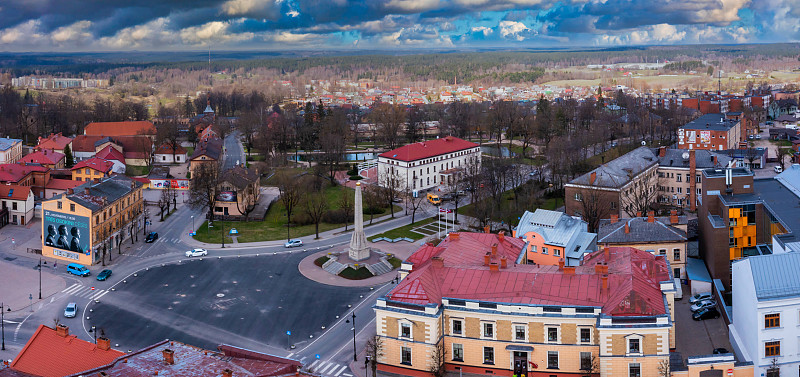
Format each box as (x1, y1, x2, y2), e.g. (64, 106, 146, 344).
(43, 210, 90, 256)
(687, 130, 696, 143)
(700, 131, 711, 144)
(216, 191, 237, 202)
(150, 179, 189, 190)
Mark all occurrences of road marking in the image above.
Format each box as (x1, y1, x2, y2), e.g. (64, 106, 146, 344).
(62, 283, 80, 292)
(334, 365, 348, 376)
(90, 291, 109, 300)
(342, 373, 353, 377)
(287, 352, 294, 358)
(319, 362, 335, 374)
(62, 284, 83, 294)
(309, 360, 321, 369)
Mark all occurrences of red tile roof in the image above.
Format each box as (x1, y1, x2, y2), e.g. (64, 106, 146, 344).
(10, 325, 124, 377)
(390, 233, 670, 316)
(20, 149, 65, 165)
(84, 121, 156, 137)
(45, 178, 83, 191)
(0, 164, 48, 183)
(72, 157, 114, 173)
(0, 184, 31, 200)
(73, 340, 301, 377)
(378, 136, 478, 162)
(35, 133, 72, 151)
(96, 145, 125, 163)
(70, 135, 105, 152)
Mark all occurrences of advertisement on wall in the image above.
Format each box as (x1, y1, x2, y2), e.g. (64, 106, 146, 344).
(700, 131, 711, 144)
(150, 179, 189, 190)
(216, 191, 237, 202)
(687, 130, 697, 143)
(43, 210, 90, 259)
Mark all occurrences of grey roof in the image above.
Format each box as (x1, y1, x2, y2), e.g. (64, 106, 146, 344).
(753, 177, 800, 242)
(702, 167, 752, 178)
(515, 209, 597, 260)
(220, 166, 258, 189)
(568, 146, 658, 188)
(597, 217, 687, 244)
(190, 139, 223, 161)
(681, 113, 738, 131)
(686, 258, 712, 282)
(93, 136, 114, 148)
(61, 175, 143, 212)
(775, 164, 800, 198)
(655, 148, 732, 169)
(0, 137, 21, 151)
(718, 148, 766, 159)
(747, 252, 800, 300)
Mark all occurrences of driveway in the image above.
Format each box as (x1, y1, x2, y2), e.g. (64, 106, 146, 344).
(674, 285, 733, 360)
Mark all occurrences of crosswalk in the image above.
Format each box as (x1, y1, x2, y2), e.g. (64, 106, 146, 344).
(61, 284, 110, 301)
(306, 359, 352, 377)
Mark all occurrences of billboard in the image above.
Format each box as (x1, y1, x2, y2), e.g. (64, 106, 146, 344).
(687, 130, 697, 143)
(150, 179, 189, 190)
(43, 210, 90, 257)
(700, 131, 711, 144)
(216, 191, 237, 202)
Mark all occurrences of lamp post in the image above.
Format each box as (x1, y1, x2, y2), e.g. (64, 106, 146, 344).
(221, 215, 225, 248)
(345, 312, 357, 361)
(191, 215, 195, 234)
(38, 258, 47, 299)
(88, 326, 98, 344)
(1, 302, 9, 350)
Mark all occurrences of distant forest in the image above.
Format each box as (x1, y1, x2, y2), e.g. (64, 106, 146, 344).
(1, 43, 798, 83)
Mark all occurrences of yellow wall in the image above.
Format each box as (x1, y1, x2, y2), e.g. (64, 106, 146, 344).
(72, 167, 108, 182)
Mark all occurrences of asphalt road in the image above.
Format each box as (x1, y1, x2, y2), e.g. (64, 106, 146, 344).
(222, 131, 245, 171)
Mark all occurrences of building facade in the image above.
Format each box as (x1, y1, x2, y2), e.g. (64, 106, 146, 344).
(214, 165, 261, 220)
(377, 136, 480, 194)
(71, 158, 114, 182)
(0, 138, 23, 164)
(0, 185, 34, 226)
(514, 209, 597, 266)
(375, 232, 676, 377)
(41, 175, 144, 265)
(655, 147, 731, 211)
(677, 113, 742, 151)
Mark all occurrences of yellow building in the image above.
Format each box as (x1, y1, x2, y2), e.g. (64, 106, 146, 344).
(376, 232, 676, 377)
(71, 157, 114, 183)
(41, 175, 144, 265)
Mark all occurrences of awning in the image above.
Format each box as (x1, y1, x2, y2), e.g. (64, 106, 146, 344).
(505, 345, 534, 351)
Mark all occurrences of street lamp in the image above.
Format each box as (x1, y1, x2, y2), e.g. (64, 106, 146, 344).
(37, 258, 47, 299)
(1, 302, 9, 350)
(191, 215, 195, 234)
(345, 312, 357, 361)
(88, 326, 103, 344)
(221, 215, 226, 249)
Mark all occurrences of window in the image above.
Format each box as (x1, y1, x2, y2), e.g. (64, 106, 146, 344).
(57, 201, 62, 209)
(452, 344, 463, 361)
(765, 313, 780, 328)
(610, 201, 616, 209)
(676, 174, 682, 182)
(580, 328, 591, 343)
(401, 347, 412, 365)
(765, 341, 780, 357)
(400, 322, 411, 339)
(452, 319, 463, 335)
(483, 323, 494, 338)
(483, 347, 494, 364)
(85, 168, 90, 174)
(547, 351, 558, 369)
(659, 249, 666, 255)
(554, 249, 561, 256)
(628, 338, 641, 354)
(677, 187, 682, 194)
(575, 193, 582, 201)
(69, 203, 75, 212)
(542, 247, 548, 255)
(673, 249, 681, 261)
(547, 327, 558, 342)
(580, 352, 592, 371)
(515, 325, 526, 341)
(11, 202, 17, 211)
(629, 363, 641, 377)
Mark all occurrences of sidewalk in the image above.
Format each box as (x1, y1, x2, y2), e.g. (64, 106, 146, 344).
(0, 260, 66, 314)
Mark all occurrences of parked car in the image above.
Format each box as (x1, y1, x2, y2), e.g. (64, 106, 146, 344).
(691, 299, 717, 312)
(427, 193, 441, 205)
(774, 165, 783, 173)
(748, 135, 755, 140)
(692, 307, 721, 321)
(284, 239, 303, 248)
(392, 197, 403, 203)
(755, 134, 762, 139)
(185, 248, 208, 257)
(66, 263, 90, 277)
(440, 193, 454, 201)
(145, 232, 158, 243)
(64, 302, 78, 318)
(96, 269, 113, 281)
(689, 292, 713, 304)
(713, 348, 730, 354)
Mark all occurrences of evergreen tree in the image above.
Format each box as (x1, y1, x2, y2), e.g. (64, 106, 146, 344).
(63, 144, 74, 168)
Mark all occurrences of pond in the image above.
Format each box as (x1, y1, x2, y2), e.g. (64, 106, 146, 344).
(288, 152, 379, 162)
(481, 145, 517, 157)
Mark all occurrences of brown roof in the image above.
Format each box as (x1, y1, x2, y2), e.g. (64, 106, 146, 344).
(10, 325, 124, 377)
(155, 143, 187, 155)
(35, 133, 72, 151)
(46, 178, 83, 191)
(72, 157, 114, 172)
(84, 121, 156, 137)
(0, 184, 31, 200)
(71, 135, 152, 159)
(71, 135, 105, 152)
(220, 165, 259, 189)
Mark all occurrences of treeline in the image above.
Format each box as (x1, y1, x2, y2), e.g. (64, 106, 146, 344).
(662, 60, 706, 72)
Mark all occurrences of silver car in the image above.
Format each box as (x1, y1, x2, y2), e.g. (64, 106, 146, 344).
(64, 302, 78, 318)
(691, 300, 717, 312)
(689, 292, 713, 304)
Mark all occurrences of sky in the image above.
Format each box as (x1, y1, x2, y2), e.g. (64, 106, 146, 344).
(0, 0, 797, 52)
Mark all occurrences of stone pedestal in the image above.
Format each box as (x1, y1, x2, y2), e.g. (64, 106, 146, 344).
(348, 182, 370, 261)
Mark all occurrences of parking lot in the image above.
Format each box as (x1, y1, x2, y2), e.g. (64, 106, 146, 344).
(674, 284, 733, 360)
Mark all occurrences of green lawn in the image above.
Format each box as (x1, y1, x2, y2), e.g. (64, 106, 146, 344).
(192, 221, 233, 244)
(771, 139, 792, 147)
(367, 217, 438, 241)
(185, 146, 194, 157)
(459, 192, 563, 219)
(192, 184, 400, 243)
(339, 266, 374, 280)
(314, 255, 330, 267)
(125, 165, 151, 177)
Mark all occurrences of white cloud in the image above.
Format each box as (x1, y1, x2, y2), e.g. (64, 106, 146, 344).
(179, 21, 253, 46)
(50, 21, 93, 44)
(385, 0, 441, 12)
(472, 26, 493, 36)
(0, 20, 43, 44)
(499, 20, 530, 41)
(220, 0, 280, 19)
(99, 18, 177, 49)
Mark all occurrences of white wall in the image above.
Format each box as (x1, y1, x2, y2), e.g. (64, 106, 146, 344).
(378, 146, 481, 192)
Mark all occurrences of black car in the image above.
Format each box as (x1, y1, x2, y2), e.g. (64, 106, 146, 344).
(713, 348, 730, 354)
(692, 307, 720, 321)
(145, 232, 158, 243)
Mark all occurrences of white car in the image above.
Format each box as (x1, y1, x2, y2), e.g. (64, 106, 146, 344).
(774, 165, 783, 173)
(689, 292, 713, 304)
(64, 302, 77, 318)
(691, 300, 717, 312)
(185, 248, 208, 257)
(285, 239, 303, 248)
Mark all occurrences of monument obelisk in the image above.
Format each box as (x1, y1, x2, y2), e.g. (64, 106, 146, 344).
(348, 182, 370, 261)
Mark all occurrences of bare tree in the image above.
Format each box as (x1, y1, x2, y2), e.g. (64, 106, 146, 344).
(578, 184, 615, 233)
(304, 188, 328, 239)
(371, 102, 406, 150)
(363, 184, 383, 224)
(276, 171, 303, 241)
(339, 187, 354, 231)
(378, 169, 402, 218)
(188, 162, 220, 223)
(429, 341, 446, 377)
(155, 105, 182, 163)
(364, 335, 384, 377)
(405, 186, 426, 225)
(620, 176, 658, 218)
(657, 358, 670, 377)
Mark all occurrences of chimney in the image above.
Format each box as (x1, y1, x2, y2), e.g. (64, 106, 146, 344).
(610, 214, 619, 224)
(449, 232, 459, 240)
(56, 324, 69, 337)
(690, 149, 697, 211)
(564, 266, 575, 275)
(647, 211, 655, 223)
(595, 263, 604, 274)
(67, 188, 74, 195)
(162, 349, 175, 365)
(659, 146, 666, 157)
(491, 244, 498, 256)
(601, 274, 609, 291)
(636, 211, 642, 217)
(84, 187, 90, 195)
(97, 337, 111, 351)
(670, 210, 679, 225)
(484, 252, 491, 266)
(558, 258, 564, 270)
(590, 171, 597, 185)
(431, 256, 444, 269)
(500, 256, 507, 269)
(498, 231, 505, 243)
(222, 369, 233, 377)
(624, 222, 630, 233)
(712, 155, 718, 165)
(489, 262, 500, 272)
(483, 225, 490, 234)
(603, 247, 609, 260)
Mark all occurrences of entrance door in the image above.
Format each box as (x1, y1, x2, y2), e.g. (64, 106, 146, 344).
(513, 351, 527, 376)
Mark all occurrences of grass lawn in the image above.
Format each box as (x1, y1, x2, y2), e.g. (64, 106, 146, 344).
(125, 165, 151, 177)
(314, 255, 330, 267)
(192, 184, 400, 243)
(771, 139, 792, 147)
(459, 193, 563, 219)
(185, 147, 194, 157)
(367, 217, 437, 241)
(388, 257, 402, 268)
(339, 266, 374, 280)
(192, 220, 234, 244)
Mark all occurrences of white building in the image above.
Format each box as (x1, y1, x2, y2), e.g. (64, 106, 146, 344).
(730, 253, 800, 377)
(0, 184, 35, 226)
(0, 137, 23, 164)
(377, 136, 480, 194)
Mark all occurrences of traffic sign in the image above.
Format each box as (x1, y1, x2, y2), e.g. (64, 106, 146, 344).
(315, 354, 321, 359)
(286, 330, 291, 336)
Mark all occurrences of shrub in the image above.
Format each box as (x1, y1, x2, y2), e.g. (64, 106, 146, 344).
(314, 256, 330, 267)
(349, 175, 363, 180)
(363, 206, 383, 215)
(323, 209, 353, 224)
(291, 213, 314, 226)
(339, 266, 374, 280)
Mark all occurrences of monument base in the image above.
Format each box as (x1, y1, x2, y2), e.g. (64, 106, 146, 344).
(320, 249, 397, 278)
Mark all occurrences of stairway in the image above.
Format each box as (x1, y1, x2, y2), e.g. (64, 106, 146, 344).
(369, 259, 394, 276)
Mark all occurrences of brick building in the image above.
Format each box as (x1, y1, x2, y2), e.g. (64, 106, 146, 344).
(677, 114, 742, 151)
